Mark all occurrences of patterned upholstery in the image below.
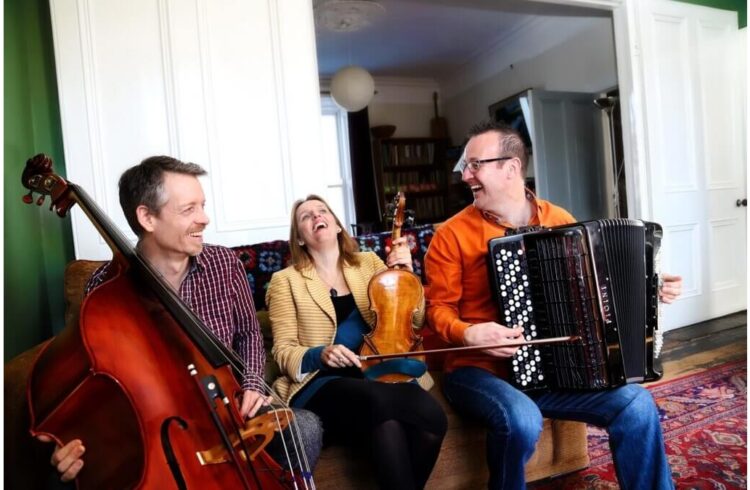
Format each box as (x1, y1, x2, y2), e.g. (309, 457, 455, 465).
(233, 240, 292, 311)
(233, 224, 436, 311)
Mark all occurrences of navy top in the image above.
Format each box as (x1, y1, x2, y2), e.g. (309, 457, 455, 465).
(292, 294, 370, 407)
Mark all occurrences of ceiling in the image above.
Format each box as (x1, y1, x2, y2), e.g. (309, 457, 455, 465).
(314, 0, 611, 79)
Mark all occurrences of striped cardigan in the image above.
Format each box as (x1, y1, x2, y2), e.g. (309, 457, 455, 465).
(267, 252, 432, 404)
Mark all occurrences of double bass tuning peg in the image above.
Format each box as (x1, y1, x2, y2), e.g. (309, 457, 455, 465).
(21, 190, 47, 207)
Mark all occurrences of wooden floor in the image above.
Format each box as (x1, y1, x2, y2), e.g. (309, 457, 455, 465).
(655, 310, 747, 384)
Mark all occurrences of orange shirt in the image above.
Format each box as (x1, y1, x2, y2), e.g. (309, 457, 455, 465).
(425, 197, 575, 378)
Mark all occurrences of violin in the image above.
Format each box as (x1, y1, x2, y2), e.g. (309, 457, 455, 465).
(22, 155, 311, 489)
(360, 192, 427, 383)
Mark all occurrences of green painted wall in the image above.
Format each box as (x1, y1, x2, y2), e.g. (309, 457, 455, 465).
(4, 0, 74, 361)
(678, 0, 746, 27)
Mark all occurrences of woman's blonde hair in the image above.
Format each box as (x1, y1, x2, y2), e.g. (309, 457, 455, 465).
(289, 194, 361, 270)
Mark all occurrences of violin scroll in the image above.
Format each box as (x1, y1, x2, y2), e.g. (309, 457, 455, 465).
(21, 154, 75, 217)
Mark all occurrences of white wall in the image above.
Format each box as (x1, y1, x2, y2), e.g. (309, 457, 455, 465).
(367, 77, 440, 138)
(442, 17, 617, 144)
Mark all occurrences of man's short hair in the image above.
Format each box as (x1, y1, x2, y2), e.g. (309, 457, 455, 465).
(466, 120, 529, 176)
(119, 156, 206, 237)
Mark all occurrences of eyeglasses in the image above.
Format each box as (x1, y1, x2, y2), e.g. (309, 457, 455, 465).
(457, 156, 513, 173)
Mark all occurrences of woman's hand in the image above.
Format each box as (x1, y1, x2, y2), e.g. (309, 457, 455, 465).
(321, 344, 361, 368)
(385, 236, 413, 271)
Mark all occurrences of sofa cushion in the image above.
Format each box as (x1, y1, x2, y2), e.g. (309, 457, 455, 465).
(233, 239, 291, 312)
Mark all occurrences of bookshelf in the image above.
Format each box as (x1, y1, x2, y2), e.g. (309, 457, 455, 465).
(373, 137, 450, 224)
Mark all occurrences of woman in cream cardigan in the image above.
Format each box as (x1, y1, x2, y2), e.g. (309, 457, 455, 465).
(267, 195, 446, 490)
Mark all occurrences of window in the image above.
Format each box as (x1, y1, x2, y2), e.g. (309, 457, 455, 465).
(320, 96, 356, 231)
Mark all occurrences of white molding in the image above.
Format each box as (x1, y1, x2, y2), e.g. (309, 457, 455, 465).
(665, 222, 701, 297)
(157, 0, 179, 157)
(321, 76, 440, 105)
(530, 0, 621, 7)
(708, 217, 742, 291)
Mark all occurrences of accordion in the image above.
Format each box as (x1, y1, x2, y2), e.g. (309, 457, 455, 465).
(487, 219, 663, 392)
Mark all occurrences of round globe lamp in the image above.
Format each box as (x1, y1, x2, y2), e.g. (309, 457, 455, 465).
(330, 66, 375, 112)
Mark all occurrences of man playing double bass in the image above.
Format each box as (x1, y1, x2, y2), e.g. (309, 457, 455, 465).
(425, 120, 683, 490)
(36, 156, 322, 485)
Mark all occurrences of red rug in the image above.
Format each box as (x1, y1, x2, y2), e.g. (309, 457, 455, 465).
(531, 360, 747, 489)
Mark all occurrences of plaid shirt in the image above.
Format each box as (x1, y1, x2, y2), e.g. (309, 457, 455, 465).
(86, 244, 265, 392)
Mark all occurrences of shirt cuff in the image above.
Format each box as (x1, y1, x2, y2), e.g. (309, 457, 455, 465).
(301, 346, 325, 374)
(449, 320, 472, 346)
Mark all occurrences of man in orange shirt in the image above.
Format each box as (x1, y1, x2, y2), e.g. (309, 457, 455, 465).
(425, 120, 682, 490)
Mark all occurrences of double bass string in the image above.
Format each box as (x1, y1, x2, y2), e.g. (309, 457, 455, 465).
(251, 372, 316, 489)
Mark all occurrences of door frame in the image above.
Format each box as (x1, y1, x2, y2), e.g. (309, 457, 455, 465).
(532, 0, 651, 220)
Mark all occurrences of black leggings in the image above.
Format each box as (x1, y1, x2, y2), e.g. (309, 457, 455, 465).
(305, 378, 447, 490)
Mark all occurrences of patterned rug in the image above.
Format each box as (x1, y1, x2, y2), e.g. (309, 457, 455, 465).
(531, 360, 747, 489)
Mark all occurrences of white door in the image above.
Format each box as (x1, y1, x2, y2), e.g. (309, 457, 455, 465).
(636, 1, 746, 329)
(526, 90, 609, 221)
(49, 0, 327, 259)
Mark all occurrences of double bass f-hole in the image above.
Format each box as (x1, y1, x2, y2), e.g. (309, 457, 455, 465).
(360, 192, 427, 383)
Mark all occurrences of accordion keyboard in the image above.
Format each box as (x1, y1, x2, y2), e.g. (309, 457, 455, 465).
(489, 236, 547, 390)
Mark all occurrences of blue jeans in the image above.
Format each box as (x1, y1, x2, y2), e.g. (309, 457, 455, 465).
(443, 367, 674, 490)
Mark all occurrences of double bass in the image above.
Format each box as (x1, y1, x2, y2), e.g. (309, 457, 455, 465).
(22, 155, 311, 489)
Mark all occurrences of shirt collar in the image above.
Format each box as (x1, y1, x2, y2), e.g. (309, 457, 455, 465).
(478, 188, 541, 228)
(190, 250, 206, 274)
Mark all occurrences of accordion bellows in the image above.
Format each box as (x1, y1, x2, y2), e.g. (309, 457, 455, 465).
(487, 219, 663, 392)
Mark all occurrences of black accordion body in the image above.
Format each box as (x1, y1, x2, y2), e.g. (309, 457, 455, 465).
(487, 219, 664, 392)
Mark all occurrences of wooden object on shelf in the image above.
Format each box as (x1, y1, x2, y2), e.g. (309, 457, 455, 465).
(372, 137, 450, 224)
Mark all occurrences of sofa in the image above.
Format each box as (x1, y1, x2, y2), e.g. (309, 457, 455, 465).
(4, 224, 589, 489)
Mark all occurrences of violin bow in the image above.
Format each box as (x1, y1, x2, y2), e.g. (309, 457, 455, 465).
(358, 335, 580, 361)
